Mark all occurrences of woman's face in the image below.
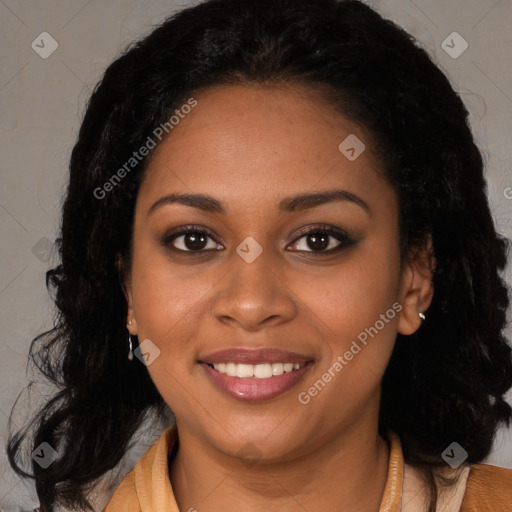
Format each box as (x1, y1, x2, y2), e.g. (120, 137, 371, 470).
(124, 83, 432, 461)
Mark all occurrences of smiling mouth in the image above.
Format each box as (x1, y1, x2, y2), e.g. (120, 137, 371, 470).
(205, 361, 308, 378)
(200, 360, 314, 401)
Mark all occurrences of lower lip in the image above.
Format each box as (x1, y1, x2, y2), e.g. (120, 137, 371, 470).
(200, 362, 314, 402)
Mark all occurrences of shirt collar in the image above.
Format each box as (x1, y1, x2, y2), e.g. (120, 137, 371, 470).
(130, 425, 407, 512)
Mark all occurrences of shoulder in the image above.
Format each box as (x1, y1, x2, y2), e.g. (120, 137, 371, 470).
(103, 426, 177, 512)
(103, 468, 139, 512)
(460, 463, 512, 511)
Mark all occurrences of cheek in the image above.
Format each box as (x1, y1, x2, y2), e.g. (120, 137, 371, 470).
(303, 243, 401, 337)
(129, 241, 211, 354)
(297, 235, 402, 401)
(132, 271, 208, 340)
(295, 259, 400, 425)
(130, 254, 208, 411)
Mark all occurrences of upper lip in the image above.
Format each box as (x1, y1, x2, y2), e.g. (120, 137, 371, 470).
(198, 348, 314, 365)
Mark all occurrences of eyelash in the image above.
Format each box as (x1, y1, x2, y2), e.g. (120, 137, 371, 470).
(160, 224, 357, 257)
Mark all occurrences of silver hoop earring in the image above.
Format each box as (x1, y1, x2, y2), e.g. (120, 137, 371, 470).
(419, 312, 426, 321)
(128, 333, 134, 361)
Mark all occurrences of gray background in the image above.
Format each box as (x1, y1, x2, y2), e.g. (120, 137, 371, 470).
(1, 0, 511, 510)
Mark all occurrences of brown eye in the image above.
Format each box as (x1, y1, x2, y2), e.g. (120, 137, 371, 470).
(161, 226, 223, 253)
(287, 225, 356, 255)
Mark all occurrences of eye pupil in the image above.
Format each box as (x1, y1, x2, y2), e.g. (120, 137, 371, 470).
(307, 233, 329, 251)
(185, 233, 207, 250)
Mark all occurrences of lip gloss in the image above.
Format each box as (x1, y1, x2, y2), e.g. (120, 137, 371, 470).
(200, 361, 314, 401)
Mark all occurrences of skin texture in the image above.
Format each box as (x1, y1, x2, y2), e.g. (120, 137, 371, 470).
(123, 83, 434, 512)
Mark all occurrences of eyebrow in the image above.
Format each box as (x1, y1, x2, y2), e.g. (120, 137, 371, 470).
(147, 188, 371, 217)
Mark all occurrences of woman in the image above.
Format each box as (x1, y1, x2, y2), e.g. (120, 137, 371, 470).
(6, 0, 512, 511)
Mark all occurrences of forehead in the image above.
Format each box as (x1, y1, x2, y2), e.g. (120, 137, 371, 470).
(137, 83, 389, 213)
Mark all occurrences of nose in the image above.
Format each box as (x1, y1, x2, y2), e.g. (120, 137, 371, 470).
(211, 246, 297, 331)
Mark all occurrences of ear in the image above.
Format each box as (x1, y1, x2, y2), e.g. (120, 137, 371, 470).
(397, 235, 435, 335)
(115, 253, 137, 334)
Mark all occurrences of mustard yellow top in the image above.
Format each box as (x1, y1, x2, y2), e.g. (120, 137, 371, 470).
(103, 425, 511, 512)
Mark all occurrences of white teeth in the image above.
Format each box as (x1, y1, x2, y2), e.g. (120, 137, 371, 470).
(211, 361, 307, 378)
(225, 363, 237, 377)
(254, 363, 273, 378)
(236, 364, 254, 378)
(272, 363, 284, 376)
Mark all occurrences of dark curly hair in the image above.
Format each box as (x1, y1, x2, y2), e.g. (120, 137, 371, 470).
(6, 0, 512, 511)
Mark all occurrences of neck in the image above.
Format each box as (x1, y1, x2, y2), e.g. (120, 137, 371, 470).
(169, 416, 390, 512)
